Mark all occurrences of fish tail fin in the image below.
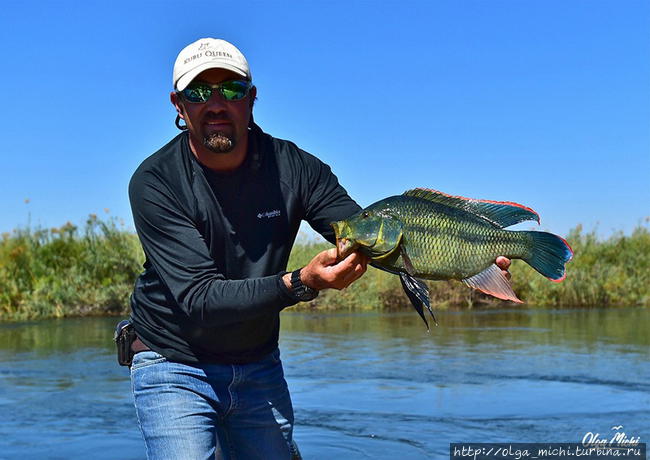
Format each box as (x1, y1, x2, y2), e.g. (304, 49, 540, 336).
(521, 231, 573, 282)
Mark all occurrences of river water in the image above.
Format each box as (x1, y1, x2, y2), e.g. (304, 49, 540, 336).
(0, 307, 648, 459)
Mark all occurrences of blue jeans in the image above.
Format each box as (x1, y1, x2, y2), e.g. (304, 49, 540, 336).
(130, 349, 297, 460)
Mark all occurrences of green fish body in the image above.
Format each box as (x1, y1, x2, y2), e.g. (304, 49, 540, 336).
(331, 189, 573, 328)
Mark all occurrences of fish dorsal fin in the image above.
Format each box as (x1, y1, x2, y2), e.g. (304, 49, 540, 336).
(403, 188, 540, 228)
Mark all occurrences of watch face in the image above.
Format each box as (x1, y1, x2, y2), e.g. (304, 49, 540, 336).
(296, 285, 315, 301)
(291, 270, 318, 301)
(305, 290, 319, 301)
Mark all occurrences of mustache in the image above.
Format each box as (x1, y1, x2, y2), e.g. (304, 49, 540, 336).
(202, 112, 232, 123)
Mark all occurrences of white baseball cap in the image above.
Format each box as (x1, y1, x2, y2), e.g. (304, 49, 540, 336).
(173, 38, 251, 91)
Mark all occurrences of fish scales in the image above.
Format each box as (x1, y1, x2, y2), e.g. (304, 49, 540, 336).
(376, 196, 528, 279)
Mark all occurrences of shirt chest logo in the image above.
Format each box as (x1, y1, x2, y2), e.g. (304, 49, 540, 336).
(257, 209, 281, 219)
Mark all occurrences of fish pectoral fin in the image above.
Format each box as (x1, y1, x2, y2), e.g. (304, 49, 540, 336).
(462, 264, 523, 303)
(399, 272, 438, 331)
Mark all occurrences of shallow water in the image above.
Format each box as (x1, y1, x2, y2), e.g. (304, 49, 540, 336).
(0, 307, 648, 459)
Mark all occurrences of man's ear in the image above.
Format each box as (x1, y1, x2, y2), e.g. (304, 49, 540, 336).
(170, 91, 185, 117)
(171, 91, 188, 130)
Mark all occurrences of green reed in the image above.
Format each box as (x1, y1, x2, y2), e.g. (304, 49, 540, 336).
(1, 218, 648, 321)
(0, 216, 144, 321)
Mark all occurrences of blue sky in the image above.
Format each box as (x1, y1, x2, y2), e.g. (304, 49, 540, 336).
(1, 0, 648, 238)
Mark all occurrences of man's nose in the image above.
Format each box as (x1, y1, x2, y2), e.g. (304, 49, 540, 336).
(204, 91, 230, 108)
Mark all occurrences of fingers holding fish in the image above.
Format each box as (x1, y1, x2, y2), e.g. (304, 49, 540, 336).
(328, 251, 368, 290)
(339, 252, 369, 288)
(301, 249, 369, 291)
(348, 251, 369, 271)
(320, 248, 339, 266)
(496, 256, 511, 280)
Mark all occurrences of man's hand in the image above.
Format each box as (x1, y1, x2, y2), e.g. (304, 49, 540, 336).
(283, 248, 369, 292)
(496, 256, 511, 280)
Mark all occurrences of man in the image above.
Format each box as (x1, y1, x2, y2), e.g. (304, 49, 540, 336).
(128, 37, 368, 460)
(128, 38, 511, 459)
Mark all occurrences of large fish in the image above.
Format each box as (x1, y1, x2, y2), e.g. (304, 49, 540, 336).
(331, 188, 573, 329)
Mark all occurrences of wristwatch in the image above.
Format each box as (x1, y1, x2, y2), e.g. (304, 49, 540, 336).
(289, 268, 319, 302)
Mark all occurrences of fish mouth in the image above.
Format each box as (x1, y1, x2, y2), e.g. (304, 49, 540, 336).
(331, 221, 357, 260)
(336, 238, 357, 260)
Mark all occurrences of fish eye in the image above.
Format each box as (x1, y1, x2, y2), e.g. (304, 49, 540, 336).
(361, 211, 369, 218)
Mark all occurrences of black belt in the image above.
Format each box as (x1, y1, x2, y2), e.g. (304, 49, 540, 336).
(131, 337, 151, 354)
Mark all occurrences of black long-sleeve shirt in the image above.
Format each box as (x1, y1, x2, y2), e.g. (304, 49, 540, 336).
(128, 123, 361, 364)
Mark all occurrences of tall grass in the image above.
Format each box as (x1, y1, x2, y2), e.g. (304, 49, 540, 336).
(0, 216, 143, 320)
(1, 218, 648, 321)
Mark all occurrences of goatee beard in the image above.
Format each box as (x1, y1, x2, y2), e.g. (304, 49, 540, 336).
(203, 132, 234, 153)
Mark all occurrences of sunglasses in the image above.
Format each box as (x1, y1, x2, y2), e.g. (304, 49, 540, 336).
(180, 80, 253, 103)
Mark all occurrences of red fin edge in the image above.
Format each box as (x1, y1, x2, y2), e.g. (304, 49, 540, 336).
(413, 187, 541, 224)
(476, 286, 525, 303)
(547, 234, 574, 283)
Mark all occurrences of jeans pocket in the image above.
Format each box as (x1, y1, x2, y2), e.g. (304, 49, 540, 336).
(130, 350, 167, 371)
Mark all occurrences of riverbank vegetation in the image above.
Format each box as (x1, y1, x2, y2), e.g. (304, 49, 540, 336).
(1, 217, 648, 321)
(0, 216, 142, 321)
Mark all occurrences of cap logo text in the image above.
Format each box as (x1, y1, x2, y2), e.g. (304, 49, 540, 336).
(205, 50, 233, 59)
(183, 50, 233, 65)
